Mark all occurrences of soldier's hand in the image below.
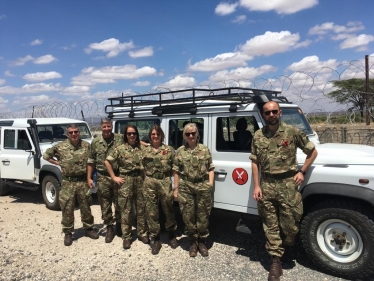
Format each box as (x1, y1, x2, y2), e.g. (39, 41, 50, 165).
(253, 186, 262, 201)
(87, 179, 94, 189)
(173, 188, 178, 199)
(113, 176, 125, 185)
(294, 173, 304, 186)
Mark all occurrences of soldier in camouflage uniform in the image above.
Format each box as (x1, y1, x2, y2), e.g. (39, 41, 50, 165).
(250, 101, 318, 281)
(43, 124, 99, 246)
(173, 123, 215, 257)
(87, 118, 123, 243)
(104, 124, 147, 250)
(143, 125, 178, 255)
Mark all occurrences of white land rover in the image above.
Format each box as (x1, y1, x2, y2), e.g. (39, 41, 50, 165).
(0, 118, 93, 210)
(106, 87, 374, 279)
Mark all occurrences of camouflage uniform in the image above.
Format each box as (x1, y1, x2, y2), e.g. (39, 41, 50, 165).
(173, 143, 215, 239)
(87, 133, 123, 226)
(106, 143, 146, 240)
(143, 144, 177, 239)
(43, 139, 94, 234)
(250, 122, 315, 257)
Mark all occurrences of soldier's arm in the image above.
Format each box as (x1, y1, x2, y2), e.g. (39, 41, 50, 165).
(251, 160, 262, 201)
(87, 164, 94, 188)
(43, 146, 60, 166)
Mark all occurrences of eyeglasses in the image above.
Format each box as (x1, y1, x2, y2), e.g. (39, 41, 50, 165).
(151, 133, 161, 136)
(264, 110, 279, 116)
(126, 132, 137, 136)
(185, 131, 197, 137)
(68, 130, 79, 135)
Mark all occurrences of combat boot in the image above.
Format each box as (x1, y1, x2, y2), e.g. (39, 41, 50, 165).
(280, 246, 294, 263)
(116, 223, 122, 237)
(105, 225, 114, 243)
(168, 231, 178, 249)
(85, 228, 99, 240)
(189, 238, 198, 257)
(268, 255, 283, 281)
(64, 233, 73, 246)
(198, 238, 209, 257)
(123, 239, 131, 249)
(138, 235, 149, 244)
(151, 235, 162, 255)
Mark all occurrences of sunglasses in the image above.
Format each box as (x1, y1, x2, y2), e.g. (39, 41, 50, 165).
(126, 132, 137, 136)
(185, 131, 197, 137)
(68, 130, 79, 135)
(264, 110, 279, 116)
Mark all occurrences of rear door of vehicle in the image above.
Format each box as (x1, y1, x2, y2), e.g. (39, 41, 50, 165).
(0, 127, 36, 181)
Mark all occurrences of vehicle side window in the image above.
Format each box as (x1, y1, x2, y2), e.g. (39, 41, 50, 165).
(114, 119, 160, 143)
(4, 129, 31, 150)
(216, 116, 258, 152)
(168, 118, 204, 149)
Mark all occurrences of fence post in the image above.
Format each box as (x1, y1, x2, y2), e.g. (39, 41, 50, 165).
(341, 126, 347, 143)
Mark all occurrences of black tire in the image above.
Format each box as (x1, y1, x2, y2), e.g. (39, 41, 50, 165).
(300, 200, 374, 279)
(0, 179, 10, 196)
(42, 175, 61, 211)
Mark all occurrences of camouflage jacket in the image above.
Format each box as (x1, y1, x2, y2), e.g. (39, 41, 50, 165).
(106, 143, 144, 175)
(143, 143, 175, 177)
(43, 139, 90, 176)
(249, 122, 315, 174)
(87, 133, 123, 173)
(173, 143, 214, 180)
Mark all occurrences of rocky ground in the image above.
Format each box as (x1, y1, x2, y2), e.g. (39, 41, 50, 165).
(0, 188, 351, 281)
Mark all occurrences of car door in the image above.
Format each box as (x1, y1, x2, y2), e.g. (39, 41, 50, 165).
(209, 112, 262, 215)
(0, 127, 36, 181)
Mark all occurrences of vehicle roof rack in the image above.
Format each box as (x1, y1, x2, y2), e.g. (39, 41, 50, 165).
(105, 87, 289, 117)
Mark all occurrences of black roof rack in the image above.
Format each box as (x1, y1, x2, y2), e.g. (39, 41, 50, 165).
(105, 87, 289, 117)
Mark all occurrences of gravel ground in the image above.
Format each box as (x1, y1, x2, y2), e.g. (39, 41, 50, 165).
(0, 188, 351, 281)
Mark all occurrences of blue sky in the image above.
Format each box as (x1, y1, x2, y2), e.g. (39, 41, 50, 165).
(1, 0, 374, 113)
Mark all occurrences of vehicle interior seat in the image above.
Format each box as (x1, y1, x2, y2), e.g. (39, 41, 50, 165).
(38, 130, 53, 142)
(53, 126, 67, 139)
(233, 118, 252, 151)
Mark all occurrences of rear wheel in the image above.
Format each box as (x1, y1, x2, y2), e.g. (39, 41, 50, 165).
(42, 175, 61, 210)
(0, 179, 10, 196)
(300, 200, 374, 279)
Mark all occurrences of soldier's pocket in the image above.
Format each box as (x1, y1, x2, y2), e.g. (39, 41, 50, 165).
(293, 192, 303, 223)
(201, 192, 213, 215)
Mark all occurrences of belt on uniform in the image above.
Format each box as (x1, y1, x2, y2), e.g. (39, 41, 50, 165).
(62, 175, 86, 182)
(123, 170, 142, 177)
(150, 172, 170, 180)
(180, 175, 208, 183)
(263, 171, 297, 180)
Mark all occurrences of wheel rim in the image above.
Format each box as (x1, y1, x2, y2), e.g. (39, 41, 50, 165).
(45, 181, 56, 204)
(316, 219, 363, 263)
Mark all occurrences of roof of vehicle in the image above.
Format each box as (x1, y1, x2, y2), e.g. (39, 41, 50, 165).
(0, 118, 88, 127)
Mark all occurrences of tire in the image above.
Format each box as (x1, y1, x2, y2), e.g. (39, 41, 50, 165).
(300, 200, 374, 279)
(42, 175, 61, 211)
(0, 179, 10, 196)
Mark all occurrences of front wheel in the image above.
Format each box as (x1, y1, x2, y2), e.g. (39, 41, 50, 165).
(42, 175, 61, 210)
(300, 200, 374, 279)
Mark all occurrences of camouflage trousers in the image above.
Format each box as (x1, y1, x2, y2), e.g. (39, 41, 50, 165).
(144, 176, 177, 238)
(257, 176, 303, 257)
(178, 180, 213, 239)
(59, 180, 94, 234)
(97, 173, 121, 226)
(117, 174, 147, 240)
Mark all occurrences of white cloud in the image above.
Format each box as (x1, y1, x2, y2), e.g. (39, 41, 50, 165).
(61, 86, 91, 96)
(133, 81, 150, 87)
(30, 39, 43, 46)
(309, 21, 365, 35)
(11, 55, 34, 66)
(286, 56, 339, 72)
(85, 38, 134, 58)
(80, 89, 124, 100)
(0, 83, 62, 94)
(294, 39, 312, 48)
(4, 70, 15, 77)
(209, 65, 277, 82)
(12, 95, 54, 106)
(239, 31, 301, 56)
(23, 71, 62, 82)
(155, 75, 196, 89)
(232, 15, 246, 24)
(215, 2, 238, 16)
(0, 78, 5, 85)
(129, 47, 154, 58)
(188, 52, 250, 72)
(71, 65, 157, 86)
(33, 54, 57, 64)
(0, 14, 6, 20)
(61, 44, 77, 50)
(239, 0, 318, 14)
(340, 34, 374, 50)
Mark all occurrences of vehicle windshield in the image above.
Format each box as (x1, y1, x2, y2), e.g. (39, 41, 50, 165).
(36, 123, 92, 143)
(281, 108, 313, 135)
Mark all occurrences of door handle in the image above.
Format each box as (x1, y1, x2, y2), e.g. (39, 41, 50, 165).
(2, 160, 10, 163)
(214, 170, 227, 176)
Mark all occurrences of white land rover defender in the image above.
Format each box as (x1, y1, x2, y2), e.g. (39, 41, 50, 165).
(105, 87, 374, 279)
(0, 118, 93, 210)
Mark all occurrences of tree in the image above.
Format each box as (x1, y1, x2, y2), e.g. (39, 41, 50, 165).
(327, 78, 374, 118)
